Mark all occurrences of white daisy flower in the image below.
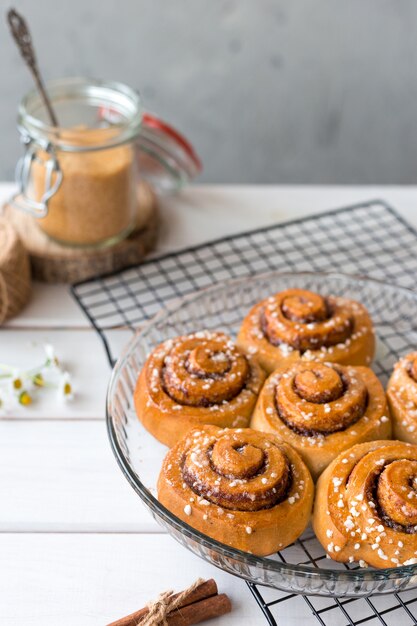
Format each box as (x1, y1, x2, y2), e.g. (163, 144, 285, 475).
(10, 369, 24, 394)
(18, 390, 33, 406)
(59, 372, 74, 401)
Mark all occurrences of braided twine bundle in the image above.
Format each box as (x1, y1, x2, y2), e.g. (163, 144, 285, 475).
(0, 217, 31, 324)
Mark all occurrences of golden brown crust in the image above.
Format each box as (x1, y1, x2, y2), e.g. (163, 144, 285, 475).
(251, 362, 391, 480)
(237, 289, 375, 374)
(387, 352, 417, 445)
(157, 426, 314, 555)
(134, 331, 266, 447)
(313, 440, 417, 569)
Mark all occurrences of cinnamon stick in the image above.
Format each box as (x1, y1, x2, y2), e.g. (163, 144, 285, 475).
(106, 578, 223, 626)
(164, 594, 232, 626)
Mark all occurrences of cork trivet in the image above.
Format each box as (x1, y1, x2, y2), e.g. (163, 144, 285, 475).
(3, 182, 158, 284)
(0, 217, 32, 323)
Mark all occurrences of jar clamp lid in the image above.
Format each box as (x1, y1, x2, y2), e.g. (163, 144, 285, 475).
(98, 107, 202, 192)
(137, 112, 202, 192)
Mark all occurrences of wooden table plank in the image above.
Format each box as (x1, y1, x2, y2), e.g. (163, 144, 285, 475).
(0, 420, 159, 532)
(4, 282, 91, 329)
(0, 329, 113, 419)
(155, 185, 417, 255)
(0, 532, 317, 626)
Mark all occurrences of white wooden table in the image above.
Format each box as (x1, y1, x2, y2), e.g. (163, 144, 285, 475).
(2, 184, 417, 626)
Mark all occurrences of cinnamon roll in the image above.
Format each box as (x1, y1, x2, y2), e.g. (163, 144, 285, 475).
(251, 361, 391, 479)
(134, 331, 266, 447)
(158, 425, 314, 555)
(313, 440, 417, 568)
(237, 288, 375, 374)
(387, 352, 417, 445)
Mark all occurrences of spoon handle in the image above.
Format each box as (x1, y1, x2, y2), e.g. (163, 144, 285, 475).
(7, 8, 59, 128)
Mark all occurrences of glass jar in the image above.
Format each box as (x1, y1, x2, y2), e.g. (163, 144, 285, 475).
(12, 77, 202, 248)
(13, 77, 141, 247)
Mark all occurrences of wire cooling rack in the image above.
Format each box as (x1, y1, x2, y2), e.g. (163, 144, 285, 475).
(72, 199, 417, 626)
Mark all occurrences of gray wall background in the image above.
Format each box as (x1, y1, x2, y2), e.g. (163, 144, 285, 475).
(1, 0, 417, 184)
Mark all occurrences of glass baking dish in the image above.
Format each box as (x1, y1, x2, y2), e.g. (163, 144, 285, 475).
(106, 271, 417, 597)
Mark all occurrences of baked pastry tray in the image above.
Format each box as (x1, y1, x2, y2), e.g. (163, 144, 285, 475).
(72, 200, 417, 626)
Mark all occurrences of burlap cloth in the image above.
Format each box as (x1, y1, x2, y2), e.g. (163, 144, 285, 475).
(0, 216, 31, 324)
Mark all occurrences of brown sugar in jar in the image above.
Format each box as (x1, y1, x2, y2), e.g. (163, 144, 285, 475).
(14, 78, 142, 248)
(33, 140, 138, 246)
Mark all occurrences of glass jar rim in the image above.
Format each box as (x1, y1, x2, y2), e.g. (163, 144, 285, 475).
(17, 76, 142, 152)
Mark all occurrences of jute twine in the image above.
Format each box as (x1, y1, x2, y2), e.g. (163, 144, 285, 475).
(0, 217, 31, 324)
(139, 578, 204, 626)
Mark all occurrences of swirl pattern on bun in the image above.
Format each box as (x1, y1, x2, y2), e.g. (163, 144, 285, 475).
(313, 440, 417, 568)
(158, 426, 314, 555)
(251, 361, 391, 479)
(237, 288, 375, 373)
(134, 331, 265, 447)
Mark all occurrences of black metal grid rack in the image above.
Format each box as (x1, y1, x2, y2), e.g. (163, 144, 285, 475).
(72, 200, 417, 626)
